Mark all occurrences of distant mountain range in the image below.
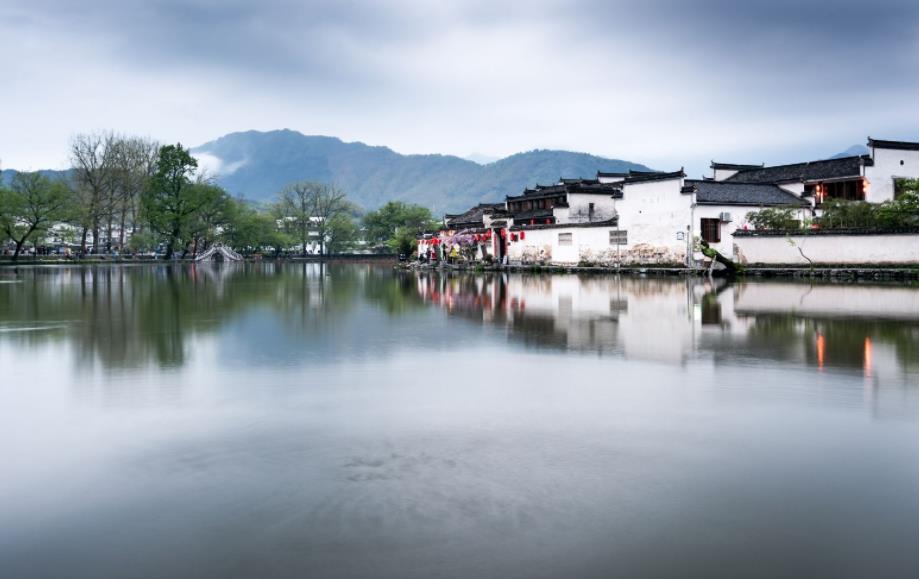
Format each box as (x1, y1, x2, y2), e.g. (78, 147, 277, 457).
(830, 144, 869, 159)
(190, 130, 651, 213)
(4, 131, 875, 214)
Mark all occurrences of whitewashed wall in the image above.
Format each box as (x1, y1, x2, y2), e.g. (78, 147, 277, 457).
(734, 232, 919, 265)
(507, 225, 620, 265)
(563, 192, 617, 224)
(597, 175, 625, 184)
(712, 168, 740, 181)
(778, 182, 806, 197)
(614, 178, 692, 264)
(865, 147, 919, 203)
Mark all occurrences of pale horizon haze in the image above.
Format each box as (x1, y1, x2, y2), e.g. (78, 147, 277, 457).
(3, 0, 919, 178)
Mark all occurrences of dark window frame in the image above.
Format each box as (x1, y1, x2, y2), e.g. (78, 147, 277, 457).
(700, 218, 721, 243)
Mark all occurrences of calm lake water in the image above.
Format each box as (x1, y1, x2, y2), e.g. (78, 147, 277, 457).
(2, 263, 919, 578)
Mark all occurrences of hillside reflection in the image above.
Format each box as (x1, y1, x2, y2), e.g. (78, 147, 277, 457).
(413, 272, 919, 384)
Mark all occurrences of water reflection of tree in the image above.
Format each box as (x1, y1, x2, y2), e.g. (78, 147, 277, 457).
(0, 263, 375, 370)
(746, 314, 919, 372)
(363, 269, 428, 316)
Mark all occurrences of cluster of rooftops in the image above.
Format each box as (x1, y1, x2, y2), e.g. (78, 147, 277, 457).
(442, 137, 919, 230)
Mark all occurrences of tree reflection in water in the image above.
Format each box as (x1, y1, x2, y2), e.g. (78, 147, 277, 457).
(2, 265, 919, 383)
(0, 263, 397, 370)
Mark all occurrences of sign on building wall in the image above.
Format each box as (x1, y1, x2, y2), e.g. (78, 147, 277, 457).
(609, 230, 628, 245)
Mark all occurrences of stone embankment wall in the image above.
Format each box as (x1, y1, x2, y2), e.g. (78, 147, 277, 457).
(508, 224, 686, 266)
(734, 231, 919, 265)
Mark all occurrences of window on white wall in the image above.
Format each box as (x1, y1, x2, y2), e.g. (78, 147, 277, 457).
(558, 232, 573, 246)
(700, 218, 721, 243)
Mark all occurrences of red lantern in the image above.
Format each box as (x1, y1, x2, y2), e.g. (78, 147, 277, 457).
(520, 231, 526, 240)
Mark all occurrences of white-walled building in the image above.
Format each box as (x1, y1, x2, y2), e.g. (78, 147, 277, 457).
(505, 170, 693, 267)
(683, 179, 810, 258)
(430, 136, 919, 267)
(713, 138, 919, 205)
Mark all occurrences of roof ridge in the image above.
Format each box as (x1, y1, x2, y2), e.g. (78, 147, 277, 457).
(733, 155, 863, 174)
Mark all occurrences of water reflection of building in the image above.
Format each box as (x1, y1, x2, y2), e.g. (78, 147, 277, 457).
(413, 273, 919, 387)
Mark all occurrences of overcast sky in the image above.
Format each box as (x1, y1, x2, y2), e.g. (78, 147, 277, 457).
(3, 0, 919, 177)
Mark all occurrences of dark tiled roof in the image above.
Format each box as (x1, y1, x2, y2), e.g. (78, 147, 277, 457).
(686, 180, 808, 206)
(566, 183, 624, 197)
(508, 189, 566, 202)
(710, 161, 764, 170)
(445, 203, 505, 227)
(596, 171, 628, 178)
(509, 182, 622, 201)
(510, 217, 619, 231)
(510, 208, 555, 221)
(559, 178, 600, 185)
(868, 137, 919, 151)
(531, 184, 567, 194)
(725, 156, 865, 184)
(623, 169, 685, 184)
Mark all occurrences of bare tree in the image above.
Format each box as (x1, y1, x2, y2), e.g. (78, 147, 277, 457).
(109, 137, 159, 250)
(70, 132, 115, 254)
(71, 133, 161, 254)
(277, 182, 352, 255)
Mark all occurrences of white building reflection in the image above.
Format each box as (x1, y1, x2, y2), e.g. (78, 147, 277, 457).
(414, 272, 919, 396)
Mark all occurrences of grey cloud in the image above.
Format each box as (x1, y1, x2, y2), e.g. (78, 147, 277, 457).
(3, 0, 919, 171)
(10, 0, 919, 93)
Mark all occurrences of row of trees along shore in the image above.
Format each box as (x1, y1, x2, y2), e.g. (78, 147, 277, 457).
(0, 133, 441, 262)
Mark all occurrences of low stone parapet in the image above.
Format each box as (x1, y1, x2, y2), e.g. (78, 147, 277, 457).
(733, 229, 919, 265)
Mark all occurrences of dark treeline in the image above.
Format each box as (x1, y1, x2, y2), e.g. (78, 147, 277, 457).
(0, 132, 442, 261)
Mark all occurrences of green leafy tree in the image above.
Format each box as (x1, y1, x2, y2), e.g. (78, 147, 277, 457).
(325, 214, 359, 253)
(390, 226, 419, 256)
(223, 201, 291, 255)
(875, 191, 919, 229)
(142, 144, 206, 259)
(0, 172, 75, 262)
(184, 183, 233, 257)
(819, 199, 877, 229)
(747, 207, 801, 231)
(127, 230, 160, 254)
(363, 201, 438, 251)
